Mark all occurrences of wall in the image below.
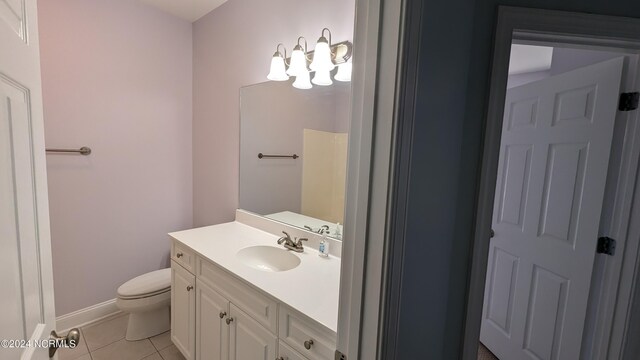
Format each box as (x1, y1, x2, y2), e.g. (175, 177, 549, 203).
(507, 47, 623, 88)
(394, 0, 640, 358)
(38, 0, 193, 315)
(193, 0, 355, 227)
(239, 80, 350, 217)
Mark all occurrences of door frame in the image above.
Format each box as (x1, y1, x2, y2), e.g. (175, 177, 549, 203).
(337, 0, 406, 359)
(463, 7, 640, 360)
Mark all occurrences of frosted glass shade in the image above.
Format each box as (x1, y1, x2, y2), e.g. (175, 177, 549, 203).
(334, 62, 352, 82)
(287, 48, 307, 76)
(310, 40, 335, 72)
(267, 55, 289, 81)
(311, 68, 332, 86)
(293, 69, 312, 89)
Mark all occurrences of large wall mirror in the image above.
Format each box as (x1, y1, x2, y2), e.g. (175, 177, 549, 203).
(239, 80, 351, 240)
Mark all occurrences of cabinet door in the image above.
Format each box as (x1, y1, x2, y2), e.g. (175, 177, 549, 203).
(228, 304, 277, 360)
(171, 260, 196, 360)
(278, 340, 309, 360)
(196, 279, 229, 360)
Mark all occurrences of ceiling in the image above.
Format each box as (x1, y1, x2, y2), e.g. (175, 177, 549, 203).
(139, 0, 228, 22)
(509, 44, 554, 75)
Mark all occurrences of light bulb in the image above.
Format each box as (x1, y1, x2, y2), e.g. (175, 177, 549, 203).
(335, 62, 352, 82)
(310, 38, 335, 72)
(312, 68, 332, 86)
(267, 54, 289, 81)
(287, 47, 307, 76)
(293, 69, 312, 89)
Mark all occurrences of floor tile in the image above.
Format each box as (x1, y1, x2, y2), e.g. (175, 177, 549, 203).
(82, 314, 129, 351)
(74, 354, 91, 360)
(142, 352, 163, 360)
(90, 338, 155, 360)
(159, 344, 186, 360)
(149, 331, 172, 351)
(58, 328, 89, 360)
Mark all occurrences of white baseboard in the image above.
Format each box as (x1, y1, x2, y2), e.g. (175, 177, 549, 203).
(56, 298, 123, 332)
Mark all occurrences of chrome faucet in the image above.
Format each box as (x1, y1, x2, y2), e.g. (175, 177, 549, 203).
(303, 225, 330, 235)
(277, 231, 308, 253)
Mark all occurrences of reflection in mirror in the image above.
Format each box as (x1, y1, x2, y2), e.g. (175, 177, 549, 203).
(239, 80, 351, 240)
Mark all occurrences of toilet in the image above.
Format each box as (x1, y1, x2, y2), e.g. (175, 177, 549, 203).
(116, 268, 171, 341)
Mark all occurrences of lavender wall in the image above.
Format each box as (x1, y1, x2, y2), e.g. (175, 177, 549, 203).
(192, 0, 355, 226)
(38, 0, 193, 315)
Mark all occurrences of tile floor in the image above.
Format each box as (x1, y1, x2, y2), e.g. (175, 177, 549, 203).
(58, 314, 184, 360)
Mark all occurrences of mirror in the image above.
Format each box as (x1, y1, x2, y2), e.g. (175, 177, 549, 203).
(239, 80, 351, 240)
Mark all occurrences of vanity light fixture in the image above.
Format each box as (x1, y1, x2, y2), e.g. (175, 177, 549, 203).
(292, 66, 313, 89)
(334, 61, 352, 82)
(267, 43, 289, 81)
(287, 37, 309, 77)
(266, 28, 352, 89)
(310, 28, 335, 72)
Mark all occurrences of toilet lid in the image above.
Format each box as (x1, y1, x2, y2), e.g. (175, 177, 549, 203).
(118, 268, 171, 299)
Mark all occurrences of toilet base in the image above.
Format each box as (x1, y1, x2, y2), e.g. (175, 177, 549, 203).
(125, 306, 170, 341)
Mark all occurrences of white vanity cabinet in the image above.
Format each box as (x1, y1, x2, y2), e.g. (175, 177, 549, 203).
(195, 279, 228, 360)
(171, 260, 196, 360)
(170, 235, 336, 360)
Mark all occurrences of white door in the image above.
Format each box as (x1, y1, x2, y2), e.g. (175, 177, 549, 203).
(480, 57, 624, 360)
(228, 304, 277, 360)
(171, 261, 196, 360)
(196, 279, 229, 360)
(1, 0, 57, 359)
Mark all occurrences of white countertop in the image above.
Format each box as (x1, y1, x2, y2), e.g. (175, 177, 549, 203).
(169, 221, 341, 333)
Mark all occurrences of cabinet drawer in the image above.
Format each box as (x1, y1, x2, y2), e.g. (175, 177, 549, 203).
(279, 306, 336, 360)
(198, 258, 278, 334)
(278, 340, 308, 360)
(172, 240, 195, 273)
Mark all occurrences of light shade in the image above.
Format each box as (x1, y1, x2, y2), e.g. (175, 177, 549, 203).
(267, 54, 289, 81)
(310, 39, 335, 72)
(312, 68, 332, 86)
(287, 48, 307, 76)
(334, 62, 352, 82)
(293, 69, 312, 89)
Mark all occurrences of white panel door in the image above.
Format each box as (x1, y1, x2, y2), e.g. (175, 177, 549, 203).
(228, 304, 277, 360)
(1, 0, 56, 359)
(196, 279, 229, 360)
(171, 261, 196, 360)
(480, 57, 624, 360)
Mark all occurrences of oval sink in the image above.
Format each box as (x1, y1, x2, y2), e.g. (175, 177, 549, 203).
(236, 246, 301, 272)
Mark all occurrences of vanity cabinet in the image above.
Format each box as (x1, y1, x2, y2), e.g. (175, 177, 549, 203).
(171, 260, 196, 360)
(196, 279, 228, 360)
(228, 304, 277, 360)
(171, 238, 335, 360)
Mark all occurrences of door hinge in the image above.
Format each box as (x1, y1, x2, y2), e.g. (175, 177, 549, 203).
(619, 92, 639, 111)
(335, 350, 346, 360)
(597, 236, 617, 256)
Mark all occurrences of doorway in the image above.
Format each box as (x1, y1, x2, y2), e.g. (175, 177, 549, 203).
(464, 8, 640, 360)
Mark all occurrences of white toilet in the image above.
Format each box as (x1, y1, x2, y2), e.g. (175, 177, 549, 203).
(116, 268, 171, 341)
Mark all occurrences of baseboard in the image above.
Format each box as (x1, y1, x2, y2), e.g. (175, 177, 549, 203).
(56, 298, 123, 332)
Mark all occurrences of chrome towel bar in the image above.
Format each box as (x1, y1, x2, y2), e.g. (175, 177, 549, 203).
(258, 153, 298, 159)
(46, 146, 92, 155)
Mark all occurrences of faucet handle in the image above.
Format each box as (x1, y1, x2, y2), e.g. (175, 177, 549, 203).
(298, 237, 308, 242)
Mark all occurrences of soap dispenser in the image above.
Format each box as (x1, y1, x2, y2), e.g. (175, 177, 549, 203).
(319, 233, 330, 257)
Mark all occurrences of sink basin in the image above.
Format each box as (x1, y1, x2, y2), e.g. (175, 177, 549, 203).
(236, 246, 301, 272)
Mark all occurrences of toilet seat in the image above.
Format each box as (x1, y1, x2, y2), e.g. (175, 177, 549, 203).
(117, 268, 170, 300)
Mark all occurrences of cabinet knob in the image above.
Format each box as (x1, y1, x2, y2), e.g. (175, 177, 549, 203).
(225, 317, 234, 325)
(176, 252, 183, 258)
(304, 339, 314, 350)
(219, 311, 227, 319)
(186, 285, 193, 291)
